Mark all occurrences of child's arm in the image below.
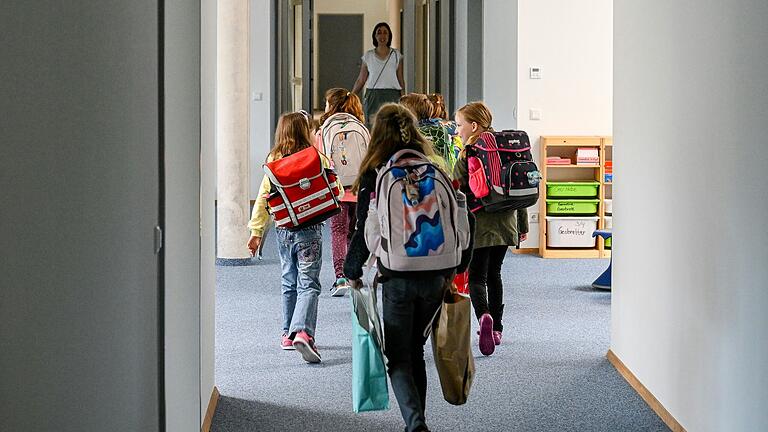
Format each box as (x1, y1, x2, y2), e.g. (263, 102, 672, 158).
(247, 174, 272, 238)
(343, 172, 375, 280)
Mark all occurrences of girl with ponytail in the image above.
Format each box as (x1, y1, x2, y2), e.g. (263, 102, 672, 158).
(314, 88, 367, 297)
(453, 101, 529, 357)
(345, 103, 475, 432)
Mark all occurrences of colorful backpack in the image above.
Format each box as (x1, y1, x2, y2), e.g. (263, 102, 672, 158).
(466, 130, 541, 213)
(263, 146, 341, 230)
(364, 149, 471, 272)
(320, 113, 370, 187)
(418, 119, 457, 170)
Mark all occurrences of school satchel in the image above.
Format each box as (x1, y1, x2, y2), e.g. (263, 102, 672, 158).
(364, 149, 471, 272)
(466, 130, 541, 213)
(431, 288, 475, 405)
(263, 146, 341, 231)
(320, 113, 370, 187)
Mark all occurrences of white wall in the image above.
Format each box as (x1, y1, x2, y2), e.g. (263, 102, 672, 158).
(483, 0, 517, 129)
(614, 1, 768, 431)
(483, 0, 613, 248)
(201, 0, 217, 422)
(250, 0, 274, 199)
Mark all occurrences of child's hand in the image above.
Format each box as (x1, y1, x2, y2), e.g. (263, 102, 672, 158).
(520, 233, 528, 242)
(247, 236, 262, 256)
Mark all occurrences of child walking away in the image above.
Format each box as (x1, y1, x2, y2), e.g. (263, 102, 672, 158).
(345, 103, 474, 432)
(315, 88, 369, 297)
(399, 93, 456, 171)
(452, 102, 530, 356)
(247, 111, 343, 363)
(426, 93, 463, 161)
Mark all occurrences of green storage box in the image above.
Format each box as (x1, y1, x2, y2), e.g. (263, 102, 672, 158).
(546, 181, 600, 198)
(546, 199, 600, 215)
(605, 237, 612, 249)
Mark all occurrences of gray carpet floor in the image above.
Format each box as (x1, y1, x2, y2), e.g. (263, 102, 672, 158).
(212, 226, 669, 432)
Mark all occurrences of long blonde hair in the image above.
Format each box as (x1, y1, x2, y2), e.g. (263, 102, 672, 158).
(352, 103, 436, 193)
(269, 112, 313, 160)
(456, 101, 493, 146)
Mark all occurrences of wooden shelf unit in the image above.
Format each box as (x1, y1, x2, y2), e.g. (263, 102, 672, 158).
(539, 135, 613, 259)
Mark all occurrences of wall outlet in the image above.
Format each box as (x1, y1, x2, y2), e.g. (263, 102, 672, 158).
(529, 108, 542, 121)
(530, 212, 540, 223)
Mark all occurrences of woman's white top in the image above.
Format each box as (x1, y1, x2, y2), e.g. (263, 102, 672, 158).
(362, 48, 402, 90)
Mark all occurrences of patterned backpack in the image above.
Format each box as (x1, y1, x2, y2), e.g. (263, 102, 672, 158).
(466, 130, 541, 213)
(418, 119, 457, 170)
(320, 113, 370, 187)
(364, 149, 471, 272)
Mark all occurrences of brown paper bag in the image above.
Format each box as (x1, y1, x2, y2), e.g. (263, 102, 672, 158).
(430, 290, 475, 405)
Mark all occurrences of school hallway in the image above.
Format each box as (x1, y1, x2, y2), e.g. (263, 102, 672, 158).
(211, 227, 668, 432)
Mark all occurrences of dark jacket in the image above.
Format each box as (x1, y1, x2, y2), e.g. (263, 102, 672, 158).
(343, 169, 475, 281)
(453, 153, 529, 249)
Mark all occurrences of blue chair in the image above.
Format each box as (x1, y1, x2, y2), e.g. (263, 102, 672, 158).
(592, 229, 612, 290)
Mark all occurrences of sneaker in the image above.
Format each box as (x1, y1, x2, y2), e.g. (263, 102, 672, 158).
(280, 333, 295, 350)
(478, 313, 495, 356)
(493, 330, 503, 346)
(330, 277, 350, 297)
(293, 330, 321, 363)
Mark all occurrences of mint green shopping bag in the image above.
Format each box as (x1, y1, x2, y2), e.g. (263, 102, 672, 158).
(351, 281, 390, 413)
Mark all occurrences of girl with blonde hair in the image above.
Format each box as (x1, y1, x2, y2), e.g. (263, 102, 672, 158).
(453, 101, 529, 356)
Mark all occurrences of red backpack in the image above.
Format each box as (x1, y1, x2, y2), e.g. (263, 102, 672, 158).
(263, 146, 341, 230)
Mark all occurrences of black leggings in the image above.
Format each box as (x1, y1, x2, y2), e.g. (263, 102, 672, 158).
(468, 245, 507, 331)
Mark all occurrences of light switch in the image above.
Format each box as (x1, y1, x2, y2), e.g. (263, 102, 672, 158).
(252, 92, 263, 101)
(529, 108, 542, 121)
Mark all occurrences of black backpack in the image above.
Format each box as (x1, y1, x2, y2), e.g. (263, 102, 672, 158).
(465, 130, 541, 213)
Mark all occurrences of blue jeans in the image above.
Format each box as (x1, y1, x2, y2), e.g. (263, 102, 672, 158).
(275, 225, 322, 337)
(382, 275, 447, 432)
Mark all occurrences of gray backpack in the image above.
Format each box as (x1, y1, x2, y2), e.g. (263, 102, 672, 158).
(364, 149, 471, 272)
(320, 113, 370, 187)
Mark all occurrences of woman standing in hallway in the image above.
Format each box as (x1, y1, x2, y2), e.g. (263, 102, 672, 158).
(351, 22, 405, 129)
(453, 101, 529, 356)
(344, 104, 473, 432)
(314, 88, 368, 297)
(247, 111, 338, 364)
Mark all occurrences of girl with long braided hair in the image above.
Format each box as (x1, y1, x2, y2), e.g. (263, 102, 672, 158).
(344, 103, 475, 432)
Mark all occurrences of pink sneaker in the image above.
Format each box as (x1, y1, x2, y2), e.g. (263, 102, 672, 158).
(293, 330, 321, 363)
(478, 313, 495, 356)
(281, 333, 295, 350)
(493, 330, 503, 346)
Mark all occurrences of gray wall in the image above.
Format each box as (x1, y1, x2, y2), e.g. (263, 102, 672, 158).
(164, 1, 202, 430)
(0, 2, 161, 431)
(613, 1, 768, 430)
(1, 1, 207, 430)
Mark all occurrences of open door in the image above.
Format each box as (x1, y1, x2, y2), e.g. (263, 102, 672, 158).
(277, 0, 313, 117)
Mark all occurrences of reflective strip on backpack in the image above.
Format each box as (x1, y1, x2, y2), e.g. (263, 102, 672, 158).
(268, 182, 338, 212)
